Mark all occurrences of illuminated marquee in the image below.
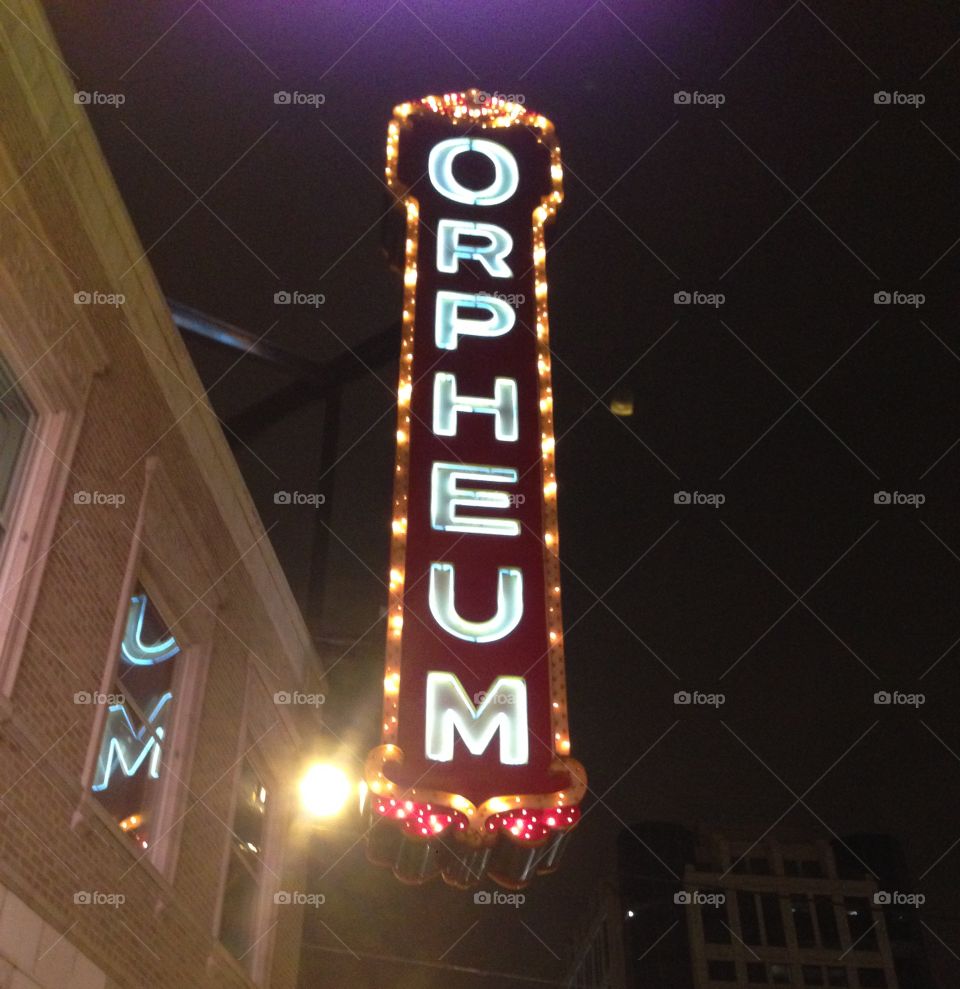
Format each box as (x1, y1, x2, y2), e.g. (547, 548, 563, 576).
(365, 92, 586, 889)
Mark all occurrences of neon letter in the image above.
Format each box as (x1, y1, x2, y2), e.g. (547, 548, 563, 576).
(429, 562, 523, 643)
(121, 594, 179, 666)
(425, 672, 528, 764)
(436, 219, 513, 278)
(428, 138, 519, 206)
(92, 693, 173, 791)
(433, 373, 518, 442)
(431, 463, 519, 537)
(435, 291, 515, 351)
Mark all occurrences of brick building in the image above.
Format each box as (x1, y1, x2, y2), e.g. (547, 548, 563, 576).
(0, 2, 322, 987)
(566, 824, 936, 989)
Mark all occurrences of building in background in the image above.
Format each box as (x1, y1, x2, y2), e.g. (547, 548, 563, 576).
(566, 823, 936, 989)
(0, 2, 321, 987)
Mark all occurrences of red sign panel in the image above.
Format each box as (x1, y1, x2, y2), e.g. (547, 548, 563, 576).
(365, 92, 586, 888)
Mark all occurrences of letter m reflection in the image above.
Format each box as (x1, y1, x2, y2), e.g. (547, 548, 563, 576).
(425, 672, 528, 765)
(92, 693, 172, 791)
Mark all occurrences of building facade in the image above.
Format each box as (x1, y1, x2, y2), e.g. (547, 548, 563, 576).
(0, 2, 321, 987)
(567, 824, 935, 989)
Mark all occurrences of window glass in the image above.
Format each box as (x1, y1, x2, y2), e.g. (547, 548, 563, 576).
(92, 590, 179, 850)
(747, 962, 766, 983)
(707, 959, 736, 981)
(857, 969, 886, 988)
(701, 901, 729, 943)
(738, 891, 762, 944)
(771, 963, 791, 984)
(845, 897, 878, 950)
(219, 760, 270, 970)
(826, 967, 849, 986)
(792, 894, 816, 947)
(816, 895, 841, 948)
(0, 360, 34, 540)
(803, 964, 825, 985)
(762, 893, 786, 946)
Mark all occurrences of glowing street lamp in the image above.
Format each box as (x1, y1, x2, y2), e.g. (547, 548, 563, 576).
(299, 762, 353, 821)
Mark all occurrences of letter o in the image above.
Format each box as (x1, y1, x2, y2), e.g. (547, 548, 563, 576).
(428, 138, 519, 206)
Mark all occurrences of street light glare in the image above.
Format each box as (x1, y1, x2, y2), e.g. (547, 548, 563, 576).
(300, 763, 352, 820)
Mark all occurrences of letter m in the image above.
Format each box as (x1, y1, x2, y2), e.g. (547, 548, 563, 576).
(425, 672, 528, 765)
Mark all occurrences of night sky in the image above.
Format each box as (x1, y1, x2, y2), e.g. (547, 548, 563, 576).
(46, 2, 960, 985)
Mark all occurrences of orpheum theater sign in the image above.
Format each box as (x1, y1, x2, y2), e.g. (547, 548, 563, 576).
(365, 91, 587, 889)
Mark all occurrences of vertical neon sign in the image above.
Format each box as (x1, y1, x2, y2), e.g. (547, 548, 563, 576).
(365, 92, 586, 889)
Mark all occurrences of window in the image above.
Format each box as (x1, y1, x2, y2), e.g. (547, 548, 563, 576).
(770, 963, 791, 984)
(0, 360, 34, 545)
(731, 854, 770, 875)
(762, 893, 786, 946)
(826, 968, 849, 987)
(701, 901, 730, 943)
(707, 960, 736, 981)
(803, 964, 825, 985)
(845, 897, 878, 950)
(738, 891, 762, 944)
(784, 858, 824, 878)
(815, 895, 841, 948)
(219, 760, 270, 970)
(747, 962, 767, 983)
(857, 969, 886, 988)
(92, 590, 179, 850)
(792, 894, 816, 947)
